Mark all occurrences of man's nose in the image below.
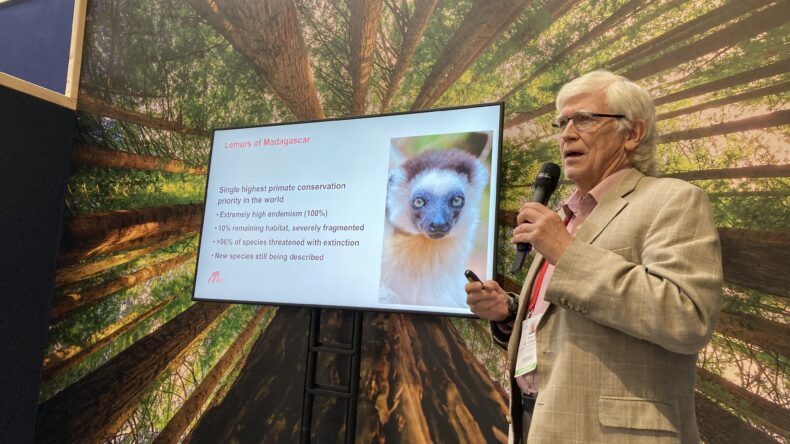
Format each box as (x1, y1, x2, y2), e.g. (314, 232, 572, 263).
(559, 122, 579, 142)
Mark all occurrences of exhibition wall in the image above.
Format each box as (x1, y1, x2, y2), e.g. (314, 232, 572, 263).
(10, 0, 789, 442)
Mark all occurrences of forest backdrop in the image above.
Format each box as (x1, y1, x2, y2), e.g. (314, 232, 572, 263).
(34, 0, 789, 442)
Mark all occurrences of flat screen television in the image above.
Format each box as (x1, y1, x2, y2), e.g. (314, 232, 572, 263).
(192, 103, 503, 316)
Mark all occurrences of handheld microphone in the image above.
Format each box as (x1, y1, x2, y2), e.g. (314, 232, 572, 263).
(509, 162, 561, 273)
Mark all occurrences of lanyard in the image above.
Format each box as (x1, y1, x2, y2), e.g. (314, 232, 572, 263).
(527, 260, 550, 315)
(527, 215, 571, 316)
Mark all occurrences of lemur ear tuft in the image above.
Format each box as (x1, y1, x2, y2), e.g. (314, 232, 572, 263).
(387, 167, 406, 190)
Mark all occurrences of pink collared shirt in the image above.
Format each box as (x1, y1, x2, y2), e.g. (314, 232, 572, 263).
(516, 167, 633, 395)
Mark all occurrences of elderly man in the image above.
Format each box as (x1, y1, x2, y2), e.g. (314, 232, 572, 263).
(466, 71, 722, 443)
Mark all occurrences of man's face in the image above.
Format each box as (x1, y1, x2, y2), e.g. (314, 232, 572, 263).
(557, 89, 632, 193)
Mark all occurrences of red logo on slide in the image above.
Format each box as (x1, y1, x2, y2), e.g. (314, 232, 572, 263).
(208, 271, 223, 283)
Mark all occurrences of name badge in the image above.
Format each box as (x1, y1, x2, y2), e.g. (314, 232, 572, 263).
(514, 314, 541, 377)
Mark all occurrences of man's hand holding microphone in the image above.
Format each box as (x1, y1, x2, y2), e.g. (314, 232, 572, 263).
(465, 162, 566, 322)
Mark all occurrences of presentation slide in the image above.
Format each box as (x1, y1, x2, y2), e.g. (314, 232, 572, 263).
(193, 103, 502, 316)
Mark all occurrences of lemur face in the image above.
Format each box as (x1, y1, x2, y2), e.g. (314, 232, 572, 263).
(386, 148, 489, 240)
(409, 171, 466, 239)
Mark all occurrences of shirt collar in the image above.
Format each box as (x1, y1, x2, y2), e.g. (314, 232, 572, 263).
(563, 167, 634, 218)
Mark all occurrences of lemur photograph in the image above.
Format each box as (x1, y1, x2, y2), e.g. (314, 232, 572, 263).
(379, 131, 493, 308)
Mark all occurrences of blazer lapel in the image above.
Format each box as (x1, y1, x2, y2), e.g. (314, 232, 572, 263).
(573, 169, 643, 245)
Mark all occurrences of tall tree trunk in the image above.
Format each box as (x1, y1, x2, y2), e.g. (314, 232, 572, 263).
(192, 336, 252, 424)
(505, 102, 555, 128)
(60, 204, 203, 263)
(657, 109, 790, 144)
(499, 0, 648, 102)
(186, 308, 508, 443)
(55, 234, 192, 287)
(607, 0, 775, 72)
(43, 296, 177, 383)
(716, 310, 790, 357)
(189, 0, 325, 120)
(719, 228, 790, 298)
(662, 164, 790, 181)
(696, 368, 790, 438)
(379, 0, 438, 112)
(654, 58, 790, 106)
(51, 253, 196, 320)
(411, 0, 533, 110)
(479, 0, 578, 75)
(185, 307, 308, 443)
(708, 190, 790, 198)
(355, 313, 509, 442)
(657, 81, 790, 121)
(153, 306, 270, 444)
(622, 0, 789, 81)
(34, 302, 230, 444)
(347, 0, 384, 115)
(78, 94, 208, 137)
(71, 144, 207, 174)
(588, 0, 687, 64)
(61, 228, 200, 266)
(695, 392, 779, 444)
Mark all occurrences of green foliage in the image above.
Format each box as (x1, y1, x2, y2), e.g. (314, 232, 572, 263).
(66, 167, 206, 216)
(473, 0, 573, 75)
(75, 113, 212, 168)
(706, 185, 790, 231)
(498, 136, 563, 207)
(722, 284, 789, 323)
(296, 0, 355, 117)
(79, 0, 286, 166)
(40, 267, 197, 402)
(389, 0, 474, 112)
(701, 333, 789, 407)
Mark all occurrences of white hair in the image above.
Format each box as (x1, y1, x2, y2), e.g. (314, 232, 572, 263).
(556, 70, 657, 176)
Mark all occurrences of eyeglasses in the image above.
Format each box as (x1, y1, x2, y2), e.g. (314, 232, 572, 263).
(552, 111, 626, 131)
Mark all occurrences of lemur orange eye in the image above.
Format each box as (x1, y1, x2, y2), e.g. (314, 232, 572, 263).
(413, 197, 425, 208)
(451, 195, 464, 207)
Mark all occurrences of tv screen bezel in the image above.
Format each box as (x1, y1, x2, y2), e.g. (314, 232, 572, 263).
(191, 102, 505, 318)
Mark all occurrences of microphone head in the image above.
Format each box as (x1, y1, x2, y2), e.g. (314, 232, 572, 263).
(535, 162, 561, 194)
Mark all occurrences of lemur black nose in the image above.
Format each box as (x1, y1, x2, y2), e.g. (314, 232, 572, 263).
(428, 222, 451, 233)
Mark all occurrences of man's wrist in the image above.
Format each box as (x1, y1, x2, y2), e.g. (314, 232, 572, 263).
(503, 294, 518, 323)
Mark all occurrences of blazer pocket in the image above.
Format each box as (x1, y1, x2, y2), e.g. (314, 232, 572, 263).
(598, 396, 679, 434)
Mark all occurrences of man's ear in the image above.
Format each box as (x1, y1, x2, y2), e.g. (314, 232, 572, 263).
(623, 119, 646, 152)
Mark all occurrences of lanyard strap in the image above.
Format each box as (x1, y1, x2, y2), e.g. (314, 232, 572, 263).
(528, 260, 550, 314)
(527, 215, 572, 315)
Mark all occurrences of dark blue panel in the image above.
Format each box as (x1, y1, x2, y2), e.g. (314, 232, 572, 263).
(0, 0, 76, 94)
(0, 84, 74, 443)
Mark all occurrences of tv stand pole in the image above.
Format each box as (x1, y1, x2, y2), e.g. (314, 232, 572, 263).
(300, 308, 364, 444)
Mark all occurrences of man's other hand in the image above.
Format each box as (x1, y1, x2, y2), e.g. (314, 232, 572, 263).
(466, 279, 510, 321)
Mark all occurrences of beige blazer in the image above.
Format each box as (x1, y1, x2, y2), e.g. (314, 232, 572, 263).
(496, 169, 723, 444)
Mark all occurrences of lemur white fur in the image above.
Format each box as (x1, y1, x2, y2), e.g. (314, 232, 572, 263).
(379, 148, 489, 307)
